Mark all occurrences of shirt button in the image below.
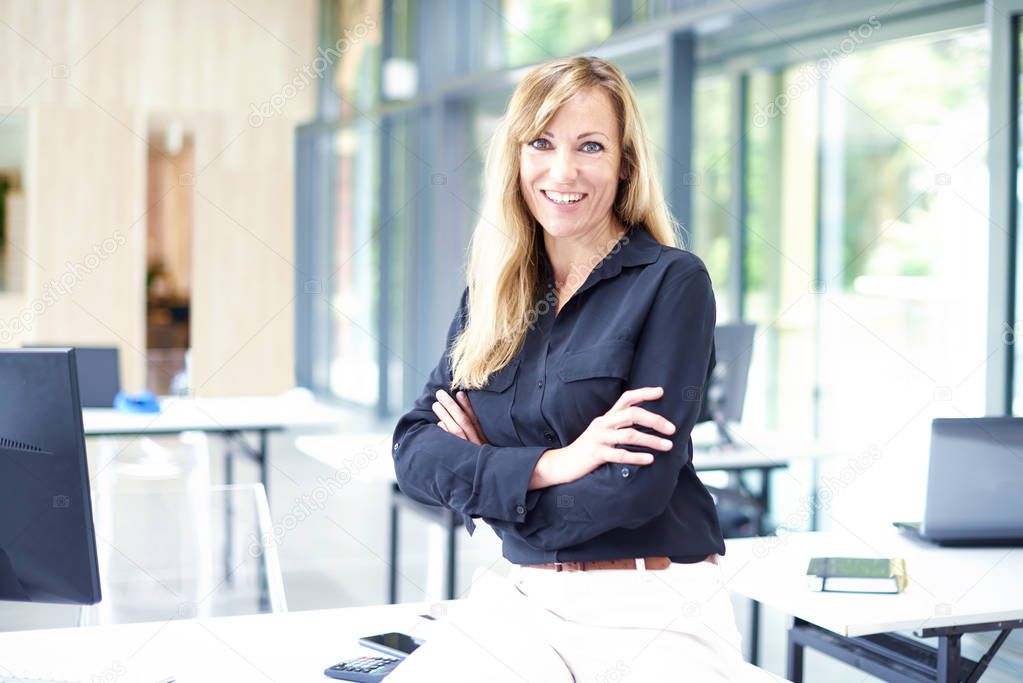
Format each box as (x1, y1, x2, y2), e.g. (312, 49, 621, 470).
(515, 505, 525, 515)
(537, 379, 544, 389)
(620, 467, 630, 478)
(543, 431, 555, 442)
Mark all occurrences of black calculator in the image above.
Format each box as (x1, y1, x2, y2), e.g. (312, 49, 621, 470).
(324, 655, 401, 681)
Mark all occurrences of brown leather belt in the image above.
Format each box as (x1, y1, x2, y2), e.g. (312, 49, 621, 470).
(525, 556, 677, 572)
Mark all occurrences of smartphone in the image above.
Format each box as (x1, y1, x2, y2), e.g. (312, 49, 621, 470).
(357, 632, 423, 659)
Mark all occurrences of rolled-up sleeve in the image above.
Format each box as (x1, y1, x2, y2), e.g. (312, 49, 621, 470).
(486, 262, 717, 551)
(391, 288, 550, 532)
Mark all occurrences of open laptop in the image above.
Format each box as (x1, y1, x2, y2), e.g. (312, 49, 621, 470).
(894, 417, 1023, 546)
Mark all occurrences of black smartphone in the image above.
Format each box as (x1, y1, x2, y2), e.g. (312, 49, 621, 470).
(357, 632, 423, 659)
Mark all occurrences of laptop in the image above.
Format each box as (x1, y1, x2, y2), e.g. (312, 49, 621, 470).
(894, 417, 1023, 546)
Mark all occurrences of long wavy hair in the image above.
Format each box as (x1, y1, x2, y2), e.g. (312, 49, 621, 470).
(450, 55, 679, 390)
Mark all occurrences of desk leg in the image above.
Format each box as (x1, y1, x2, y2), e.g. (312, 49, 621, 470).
(389, 494, 399, 604)
(787, 620, 805, 683)
(255, 431, 270, 612)
(937, 634, 961, 683)
(757, 467, 771, 535)
(750, 599, 761, 665)
(224, 439, 235, 587)
(809, 458, 820, 531)
(257, 430, 269, 505)
(445, 511, 457, 600)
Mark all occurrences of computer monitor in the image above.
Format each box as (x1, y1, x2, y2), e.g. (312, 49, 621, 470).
(0, 348, 102, 604)
(698, 323, 756, 444)
(24, 345, 120, 408)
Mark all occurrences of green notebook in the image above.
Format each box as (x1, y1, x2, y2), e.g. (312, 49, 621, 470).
(806, 557, 908, 594)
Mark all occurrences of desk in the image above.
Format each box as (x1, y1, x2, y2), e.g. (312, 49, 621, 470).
(721, 529, 1023, 682)
(84, 393, 343, 499)
(0, 602, 437, 682)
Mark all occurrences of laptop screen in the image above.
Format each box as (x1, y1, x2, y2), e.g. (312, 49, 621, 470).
(924, 417, 1023, 540)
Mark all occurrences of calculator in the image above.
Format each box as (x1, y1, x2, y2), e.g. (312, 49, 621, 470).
(323, 654, 402, 681)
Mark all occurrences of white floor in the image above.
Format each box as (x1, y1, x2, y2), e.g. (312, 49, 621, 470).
(2, 415, 1021, 682)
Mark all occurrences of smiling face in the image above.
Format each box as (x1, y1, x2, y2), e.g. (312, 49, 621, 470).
(518, 87, 624, 240)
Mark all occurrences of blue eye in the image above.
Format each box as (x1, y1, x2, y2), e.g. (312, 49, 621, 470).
(529, 138, 552, 150)
(581, 141, 604, 153)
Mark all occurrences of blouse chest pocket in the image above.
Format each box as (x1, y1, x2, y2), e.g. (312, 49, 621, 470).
(556, 340, 635, 422)
(559, 339, 634, 382)
(466, 358, 520, 445)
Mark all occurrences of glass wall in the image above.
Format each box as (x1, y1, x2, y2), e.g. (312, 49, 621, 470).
(331, 0, 383, 113)
(819, 29, 989, 526)
(303, 2, 999, 444)
(501, 0, 613, 66)
(1015, 20, 1023, 412)
(738, 28, 991, 529)
(692, 76, 734, 321)
(743, 65, 820, 436)
(329, 123, 381, 406)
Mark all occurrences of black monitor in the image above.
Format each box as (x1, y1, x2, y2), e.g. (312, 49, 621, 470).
(24, 345, 120, 408)
(698, 323, 756, 444)
(0, 348, 102, 604)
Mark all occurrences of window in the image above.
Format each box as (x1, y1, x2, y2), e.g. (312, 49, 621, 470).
(330, 0, 383, 115)
(1014, 20, 1023, 412)
(741, 28, 990, 529)
(816, 29, 989, 527)
(744, 65, 819, 436)
(501, 0, 613, 67)
(329, 124, 381, 406)
(692, 76, 733, 320)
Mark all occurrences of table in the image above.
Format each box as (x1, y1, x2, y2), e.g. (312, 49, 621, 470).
(84, 392, 344, 499)
(0, 602, 438, 682)
(0, 597, 790, 682)
(720, 529, 1023, 682)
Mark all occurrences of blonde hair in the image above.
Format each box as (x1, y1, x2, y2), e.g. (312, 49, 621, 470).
(450, 55, 679, 390)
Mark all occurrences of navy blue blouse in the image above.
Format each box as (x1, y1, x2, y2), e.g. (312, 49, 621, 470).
(391, 225, 725, 565)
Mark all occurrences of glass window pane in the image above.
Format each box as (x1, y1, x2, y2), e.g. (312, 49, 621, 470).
(816, 29, 989, 528)
(740, 29, 990, 531)
(332, 0, 383, 114)
(501, 0, 612, 66)
(743, 65, 820, 436)
(1014, 22, 1023, 411)
(632, 76, 664, 163)
(464, 91, 515, 223)
(692, 76, 732, 320)
(385, 115, 413, 415)
(330, 124, 380, 406)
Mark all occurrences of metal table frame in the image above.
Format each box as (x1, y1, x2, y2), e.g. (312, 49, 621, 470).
(787, 617, 1023, 682)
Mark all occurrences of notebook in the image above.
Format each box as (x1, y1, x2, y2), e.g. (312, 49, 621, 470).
(806, 557, 908, 594)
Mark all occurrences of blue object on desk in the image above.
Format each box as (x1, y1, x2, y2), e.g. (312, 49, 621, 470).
(113, 390, 160, 413)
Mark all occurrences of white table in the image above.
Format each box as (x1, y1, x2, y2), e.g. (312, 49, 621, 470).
(721, 529, 1023, 682)
(84, 392, 344, 498)
(0, 602, 438, 682)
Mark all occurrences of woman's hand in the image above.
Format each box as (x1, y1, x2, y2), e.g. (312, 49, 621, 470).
(529, 386, 675, 490)
(432, 389, 488, 445)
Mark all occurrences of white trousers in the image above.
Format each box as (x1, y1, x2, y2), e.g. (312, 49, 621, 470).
(387, 559, 781, 682)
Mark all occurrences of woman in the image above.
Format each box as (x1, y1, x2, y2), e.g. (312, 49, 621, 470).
(390, 56, 764, 681)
